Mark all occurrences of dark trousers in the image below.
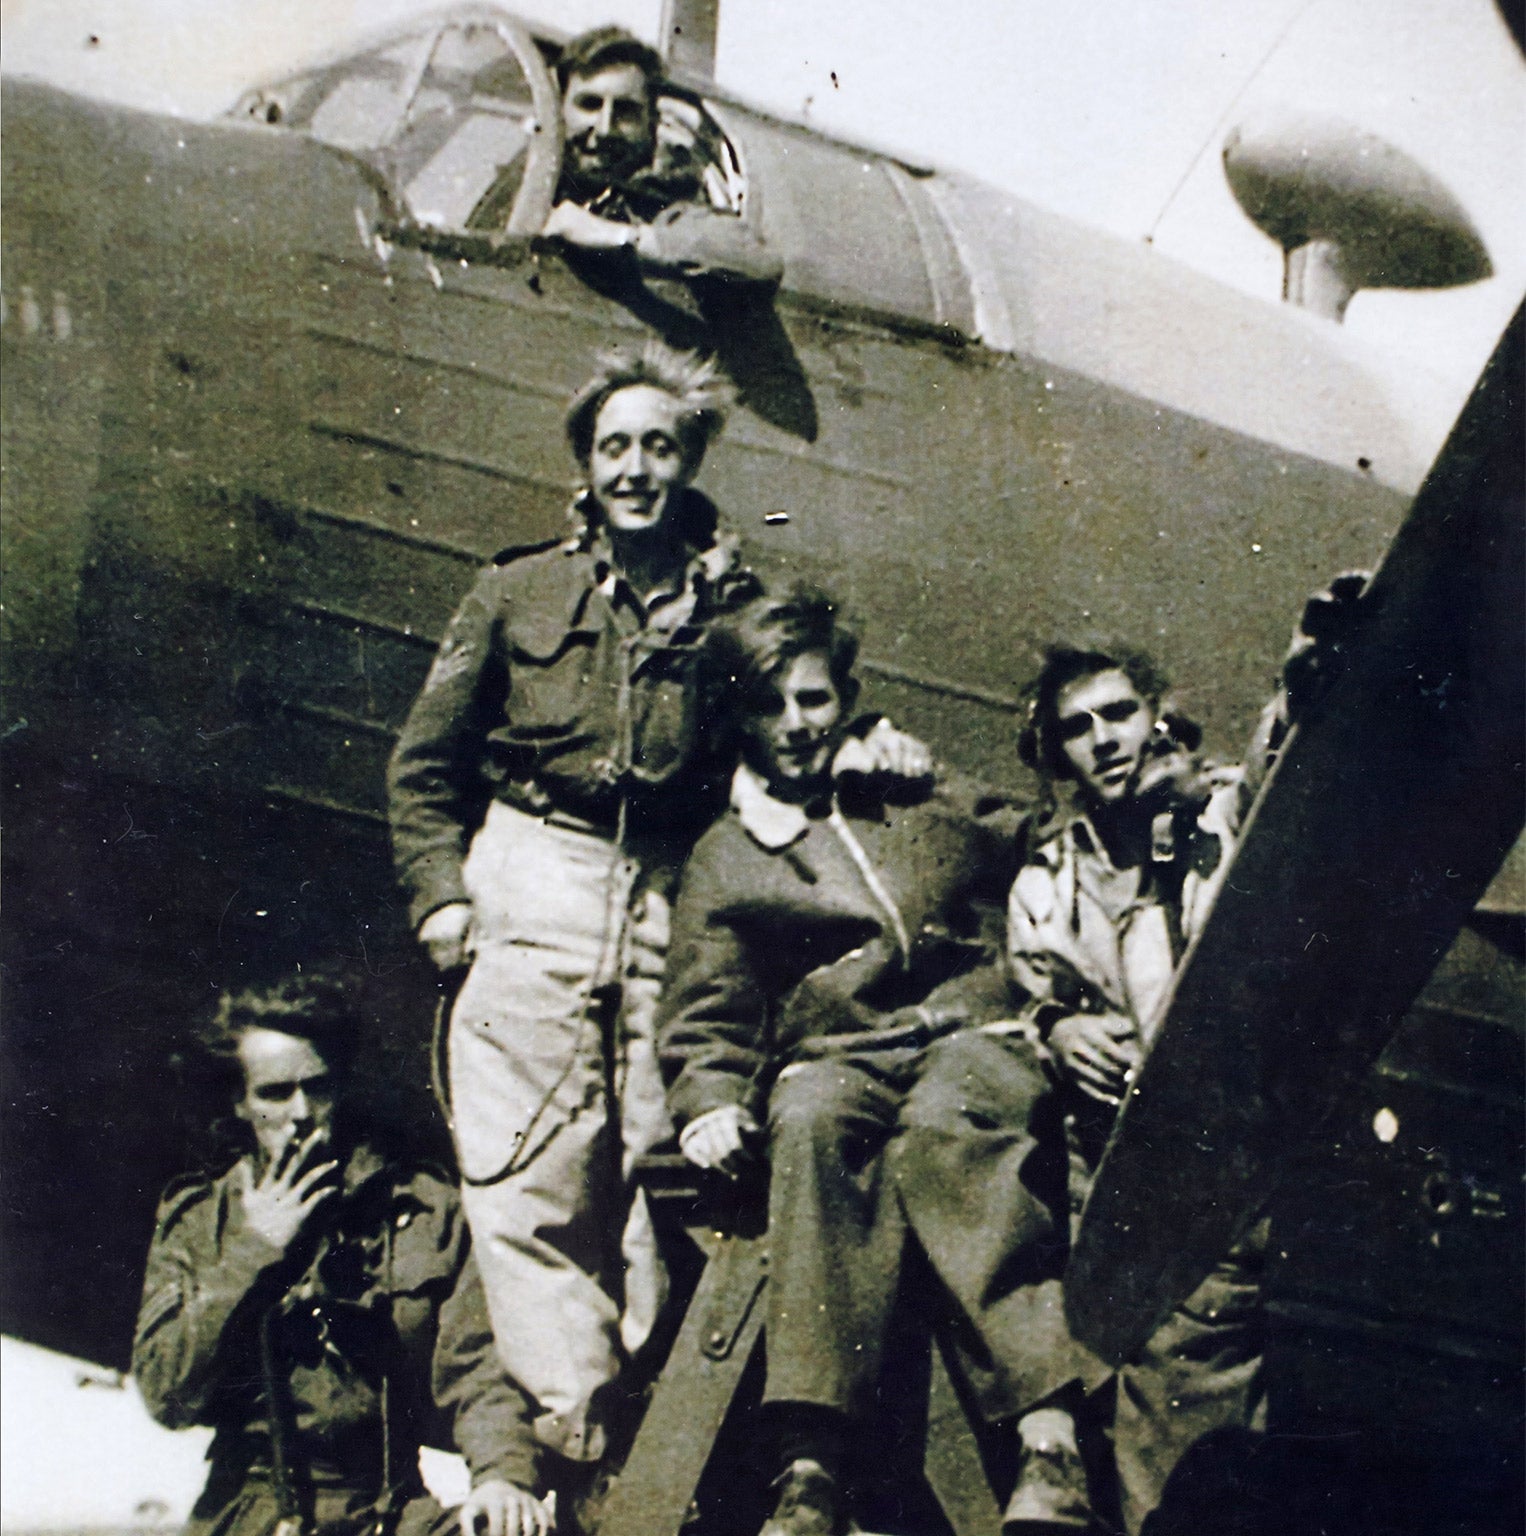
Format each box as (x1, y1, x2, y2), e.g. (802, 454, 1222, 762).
(187, 1474, 456, 1536)
(1064, 1086, 1268, 1536)
(1113, 1230, 1267, 1535)
(890, 1029, 1108, 1424)
(762, 1047, 922, 1419)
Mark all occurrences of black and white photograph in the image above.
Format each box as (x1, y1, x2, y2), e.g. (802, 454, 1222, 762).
(2, 2, 1522, 1533)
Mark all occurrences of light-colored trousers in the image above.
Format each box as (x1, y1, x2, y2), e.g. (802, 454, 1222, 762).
(448, 801, 673, 1462)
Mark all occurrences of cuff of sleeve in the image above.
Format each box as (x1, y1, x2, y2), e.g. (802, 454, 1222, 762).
(406, 856, 470, 931)
(670, 1079, 755, 1134)
(466, 1439, 541, 1496)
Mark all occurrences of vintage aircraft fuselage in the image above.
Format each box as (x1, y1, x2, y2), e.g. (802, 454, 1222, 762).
(0, 18, 1515, 1478)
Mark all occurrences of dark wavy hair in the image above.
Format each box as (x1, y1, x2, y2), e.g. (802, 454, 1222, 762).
(701, 585, 861, 732)
(194, 967, 358, 1109)
(557, 25, 664, 101)
(1017, 643, 1189, 782)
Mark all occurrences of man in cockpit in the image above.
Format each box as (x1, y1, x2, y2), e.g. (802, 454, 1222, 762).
(536, 25, 781, 285)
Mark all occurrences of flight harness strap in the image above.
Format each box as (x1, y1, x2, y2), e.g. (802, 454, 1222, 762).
(256, 1221, 407, 1536)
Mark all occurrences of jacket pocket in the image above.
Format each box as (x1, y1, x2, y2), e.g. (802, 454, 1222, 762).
(507, 633, 599, 736)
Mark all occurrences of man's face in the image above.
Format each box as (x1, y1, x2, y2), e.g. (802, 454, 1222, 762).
(741, 650, 849, 797)
(561, 62, 656, 190)
(234, 1026, 338, 1166)
(1054, 667, 1157, 806)
(590, 384, 690, 535)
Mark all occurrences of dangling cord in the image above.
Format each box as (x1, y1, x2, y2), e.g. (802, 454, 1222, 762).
(370, 1217, 398, 1536)
(457, 795, 634, 1188)
(259, 1305, 306, 1536)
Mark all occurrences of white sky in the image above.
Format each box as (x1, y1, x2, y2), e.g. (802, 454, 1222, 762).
(3, 0, 1522, 448)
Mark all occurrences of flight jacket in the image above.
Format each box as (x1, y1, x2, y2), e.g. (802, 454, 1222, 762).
(133, 1143, 539, 1494)
(659, 762, 1023, 1131)
(387, 491, 762, 928)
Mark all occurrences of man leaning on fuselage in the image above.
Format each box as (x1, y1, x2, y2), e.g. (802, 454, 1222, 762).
(659, 587, 1022, 1536)
(893, 645, 1256, 1535)
(898, 580, 1365, 1535)
(537, 25, 780, 285)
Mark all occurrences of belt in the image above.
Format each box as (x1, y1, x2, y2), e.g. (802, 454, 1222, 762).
(543, 807, 619, 839)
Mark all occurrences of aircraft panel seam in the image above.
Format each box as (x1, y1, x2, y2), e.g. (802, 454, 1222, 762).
(306, 420, 566, 496)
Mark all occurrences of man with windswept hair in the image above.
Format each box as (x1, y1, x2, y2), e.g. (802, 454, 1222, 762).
(389, 345, 925, 1489)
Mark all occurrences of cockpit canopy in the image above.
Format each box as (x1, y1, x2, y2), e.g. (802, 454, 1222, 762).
(230, 14, 745, 242)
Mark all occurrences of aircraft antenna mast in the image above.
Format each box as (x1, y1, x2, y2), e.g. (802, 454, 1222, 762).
(661, 0, 719, 81)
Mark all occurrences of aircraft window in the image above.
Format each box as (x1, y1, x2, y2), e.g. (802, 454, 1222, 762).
(234, 37, 427, 145)
(653, 95, 746, 217)
(385, 22, 538, 232)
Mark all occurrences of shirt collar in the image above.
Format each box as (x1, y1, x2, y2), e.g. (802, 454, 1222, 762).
(730, 761, 813, 851)
(568, 492, 738, 631)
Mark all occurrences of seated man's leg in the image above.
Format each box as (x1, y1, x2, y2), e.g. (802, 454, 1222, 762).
(1113, 1227, 1267, 1536)
(761, 1048, 918, 1531)
(894, 1029, 1103, 1533)
(764, 1049, 917, 1420)
(894, 1029, 1098, 1421)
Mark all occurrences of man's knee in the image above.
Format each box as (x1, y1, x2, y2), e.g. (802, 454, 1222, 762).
(768, 1060, 872, 1145)
(901, 1030, 1048, 1135)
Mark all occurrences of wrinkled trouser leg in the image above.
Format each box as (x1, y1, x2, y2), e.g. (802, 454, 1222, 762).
(892, 1029, 1106, 1424)
(1113, 1229, 1267, 1536)
(762, 1050, 919, 1418)
(448, 802, 672, 1460)
(186, 1476, 455, 1536)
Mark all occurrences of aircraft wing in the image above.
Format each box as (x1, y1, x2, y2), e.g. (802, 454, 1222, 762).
(1066, 305, 1524, 1366)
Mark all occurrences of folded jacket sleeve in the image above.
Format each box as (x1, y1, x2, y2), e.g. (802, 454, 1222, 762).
(636, 202, 783, 286)
(658, 826, 773, 1130)
(388, 566, 508, 929)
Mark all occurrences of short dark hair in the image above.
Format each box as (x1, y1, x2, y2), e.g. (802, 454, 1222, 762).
(557, 25, 664, 100)
(1018, 643, 1176, 781)
(565, 340, 732, 479)
(702, 585, 861, 727)
(198, 968, 358, 1090)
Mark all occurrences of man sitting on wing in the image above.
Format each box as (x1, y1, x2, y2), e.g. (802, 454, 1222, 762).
(659, 587, 1021, 1536)
(896, 577, 1366, 1535)
(538, 25, 781, 285)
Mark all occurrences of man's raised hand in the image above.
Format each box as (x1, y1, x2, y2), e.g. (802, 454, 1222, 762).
(238, 1129, 339, 1251)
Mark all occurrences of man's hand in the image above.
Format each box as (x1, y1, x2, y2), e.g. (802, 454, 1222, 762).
(678, 1104, 761, 1178)
(460, 1479, 553, 1536)
(832, 718, 934, 783)
(542, 200, 639, 251)
(237, 1129, 339, 1252)
(420, 903, 474, 973)
(1283, 571, 1371, 722)
(1049, 1012, 1142, 1106)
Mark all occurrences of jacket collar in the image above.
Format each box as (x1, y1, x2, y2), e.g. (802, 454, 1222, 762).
(562, 488, 752, 630)
(730, 762, 814, 851)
